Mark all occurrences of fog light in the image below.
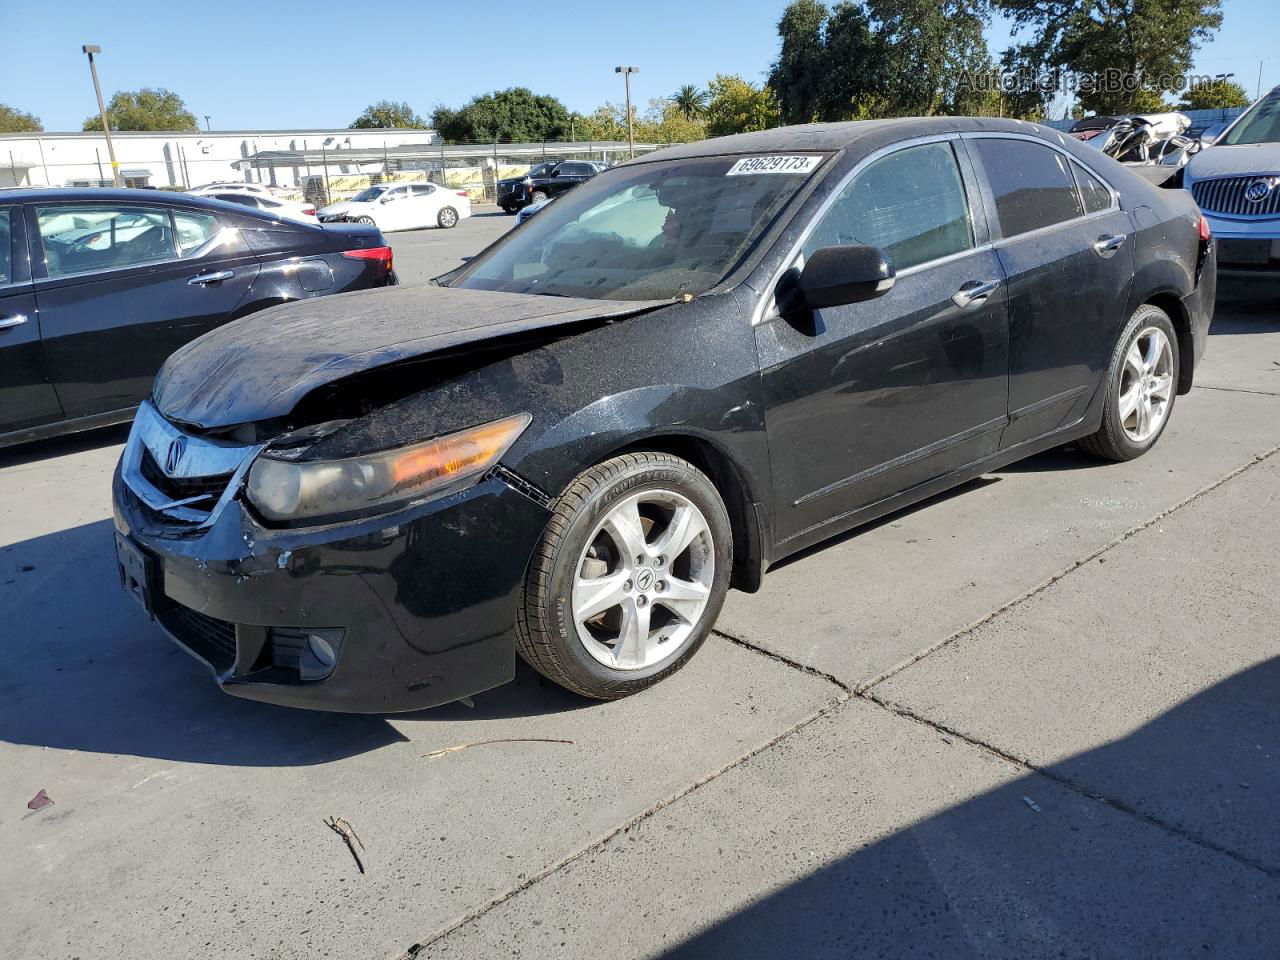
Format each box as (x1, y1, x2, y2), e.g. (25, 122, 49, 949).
(269, 627, 345, 682)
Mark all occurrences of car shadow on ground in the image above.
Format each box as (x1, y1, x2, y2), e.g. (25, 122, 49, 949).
(0, 518, 591, 768)
(654, 657, 1280, 958)
(1210, 304, 1280, 335)
(0, 423, 132, 469)
(768, 476, 1003, 572)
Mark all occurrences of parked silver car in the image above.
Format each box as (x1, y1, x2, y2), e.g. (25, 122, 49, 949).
(1184, 86, 1280, 284)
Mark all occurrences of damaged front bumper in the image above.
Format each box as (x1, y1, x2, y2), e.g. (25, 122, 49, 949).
(112, 448, 551, 713)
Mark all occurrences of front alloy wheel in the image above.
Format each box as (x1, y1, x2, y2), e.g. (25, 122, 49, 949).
(516, 452, 732, 700)
(573, 490, 715, 670)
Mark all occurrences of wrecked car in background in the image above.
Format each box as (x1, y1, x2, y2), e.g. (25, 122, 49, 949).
(112, 117, 1214, 713)
(1069, 112, 1197, 167)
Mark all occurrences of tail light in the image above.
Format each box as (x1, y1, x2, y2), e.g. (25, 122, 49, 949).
(456, 191, 468, 198)
(302, 206, 316, 216)
(341, 245, 393, 273)
(1198, 214, 1211, 244)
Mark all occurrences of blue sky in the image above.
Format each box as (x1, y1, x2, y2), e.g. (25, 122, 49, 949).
(2, 0, 1277, 132)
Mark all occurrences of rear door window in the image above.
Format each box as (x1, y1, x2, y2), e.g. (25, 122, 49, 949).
(1071, 161, 1113, 215)
(36, 205, 175, 278)
(972, 139, 1084, 238)
(803, 140, 974, 271)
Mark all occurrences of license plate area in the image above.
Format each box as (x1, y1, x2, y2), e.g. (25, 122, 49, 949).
(115, 533, 156, 616)
(1218, 238, 1271, 264)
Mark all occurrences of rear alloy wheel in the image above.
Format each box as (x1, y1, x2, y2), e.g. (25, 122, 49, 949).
(1079, 304, 1179, 461)
(437, 206, 459, 229)
(516, 452, 732, 700)
(357, 215, 376, 225)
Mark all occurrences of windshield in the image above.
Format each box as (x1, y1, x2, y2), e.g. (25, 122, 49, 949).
(351, 186, 388, 203)
(452, 154, 824, 301)
(1221, 89, 1280, 145)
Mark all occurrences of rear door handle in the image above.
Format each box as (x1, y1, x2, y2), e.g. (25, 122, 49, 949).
(0, 313, 28, 331)
(1093, 234, 1127, 257)
(952, 279, 1002, 309)
(188, 270, 234, 286)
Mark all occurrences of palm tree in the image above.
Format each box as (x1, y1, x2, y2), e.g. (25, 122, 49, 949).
(672, 84, 709, 121)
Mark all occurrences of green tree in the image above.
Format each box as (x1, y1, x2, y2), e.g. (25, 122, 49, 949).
(672, 84, 709, 121)
(705, 74, 780, 137)
(349, 100, 429, 129)
(0, 103, 42, 133)
(867, 0, 993, 116)
(770, 0, 831, 124)
(430, 88, 570, 142)
(993, 0, 1223, 115)
(816, 2, 887, 120)
(82, 88, 198, 132)
(1178, 76, 1250, 109)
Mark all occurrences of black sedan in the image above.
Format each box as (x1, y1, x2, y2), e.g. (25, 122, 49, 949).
(497, 160, 606, 213)
(112, 118, 1215, 712)
(0, 188, 394, 448)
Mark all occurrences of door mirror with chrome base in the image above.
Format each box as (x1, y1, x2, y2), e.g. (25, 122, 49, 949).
(795, 245, 896, 309)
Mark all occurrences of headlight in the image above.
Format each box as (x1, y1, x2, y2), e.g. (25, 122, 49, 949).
(245, 414, 531, 523)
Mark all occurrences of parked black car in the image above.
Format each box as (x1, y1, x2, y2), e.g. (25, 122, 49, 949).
(113, 117, 1215, 713)
(0, 189, 395, 448)
(496, 160, 607, 213)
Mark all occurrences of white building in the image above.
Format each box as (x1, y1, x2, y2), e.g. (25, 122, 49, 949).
(0, 127, 442, 190)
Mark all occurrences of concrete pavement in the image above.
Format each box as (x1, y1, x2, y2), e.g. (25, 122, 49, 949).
(1, 218, 1277, 958)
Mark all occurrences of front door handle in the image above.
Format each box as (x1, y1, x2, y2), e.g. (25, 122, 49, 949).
(1093, 234, 1127, 258)
(0, 313, 28, 331)
(188, 270, 234, 286)
(952, 279, 1001, 309)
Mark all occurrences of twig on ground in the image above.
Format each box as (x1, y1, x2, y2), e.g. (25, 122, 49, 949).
(324, 816, 367, 874)
(423, 738, 575, 760)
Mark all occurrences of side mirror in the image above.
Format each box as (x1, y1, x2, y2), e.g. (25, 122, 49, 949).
(795, 245, 895, 309)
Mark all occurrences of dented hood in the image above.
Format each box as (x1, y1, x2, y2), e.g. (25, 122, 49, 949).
(153, 284, 666, 429)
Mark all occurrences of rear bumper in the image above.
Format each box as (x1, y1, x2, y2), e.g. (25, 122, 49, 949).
(113, 466, 550, 713)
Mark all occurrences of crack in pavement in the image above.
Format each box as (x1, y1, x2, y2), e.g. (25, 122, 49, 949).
(855, 442, 1280, 695)
(858, 688, 1280, 879)
(403, 444, 1280, 956)
(1193, 384, 1280, 398)
(400, 651, 848, 957)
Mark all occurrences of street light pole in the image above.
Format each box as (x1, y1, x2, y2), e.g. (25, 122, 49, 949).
(82, 44, 121, 188)
(204, 115, 211, 132)
(615, 66, 639, 159)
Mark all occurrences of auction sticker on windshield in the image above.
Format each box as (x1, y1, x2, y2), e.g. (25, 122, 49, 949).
(726, 155, 822, 175)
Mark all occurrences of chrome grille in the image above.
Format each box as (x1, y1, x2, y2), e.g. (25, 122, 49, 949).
(1191, 176, 1280, 217)
(121, 402, 262, 528)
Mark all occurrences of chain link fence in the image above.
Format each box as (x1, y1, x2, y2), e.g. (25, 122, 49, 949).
(1, 139, 671, 205)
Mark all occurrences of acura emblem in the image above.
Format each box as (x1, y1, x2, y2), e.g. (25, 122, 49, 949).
(164, 437, 187, 475)
(1244, 178, 1276, 203)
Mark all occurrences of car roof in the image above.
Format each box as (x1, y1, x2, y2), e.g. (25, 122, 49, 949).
(2, 187, 249, 212)
(618, 116, 1075, 165)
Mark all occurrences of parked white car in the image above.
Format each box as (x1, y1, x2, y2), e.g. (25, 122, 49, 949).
(317, 183, 472, 231)
(189, 182, 292, 200)
(200, 190, 319, 224)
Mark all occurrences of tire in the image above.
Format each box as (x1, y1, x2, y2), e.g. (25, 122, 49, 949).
(1079, 303, 1180, 462)
(356, 215, 376, 225)
(530, 190, 549, 204)
(516, 452, 733, 700)
(501, 206, 517, 215)
(437, 206, 459, 229)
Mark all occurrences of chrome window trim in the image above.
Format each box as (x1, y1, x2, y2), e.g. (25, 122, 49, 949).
(751, 133, 982, 326)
